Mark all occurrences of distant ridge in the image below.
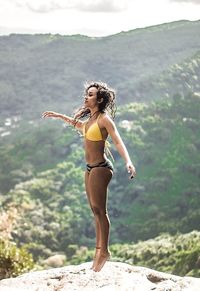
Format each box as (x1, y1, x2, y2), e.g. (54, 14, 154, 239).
(111, 19, 199, 36)
(1, 19, 199, 38)
(0, 19, 200, 118)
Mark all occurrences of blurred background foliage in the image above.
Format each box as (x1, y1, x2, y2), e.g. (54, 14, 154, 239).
(0, 206, 34, 279)
(0, 20, 200, 118)
(0, 19, 200, 279)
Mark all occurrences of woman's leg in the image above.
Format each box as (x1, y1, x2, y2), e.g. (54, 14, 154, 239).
(87, 167, 113, 272)
(85, 171, 101, 267)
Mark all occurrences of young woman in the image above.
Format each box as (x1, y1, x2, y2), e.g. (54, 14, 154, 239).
(42, 81, 136, 272)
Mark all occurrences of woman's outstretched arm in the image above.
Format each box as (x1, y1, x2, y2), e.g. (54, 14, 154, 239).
(42, 111, 83, 130)
(103, 115, 136, 179)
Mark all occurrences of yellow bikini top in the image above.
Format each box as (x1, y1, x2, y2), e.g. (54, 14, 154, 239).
(82, 113, 105, 141)
(82, 112, 114, 161)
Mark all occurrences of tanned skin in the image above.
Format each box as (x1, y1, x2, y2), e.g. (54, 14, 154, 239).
(42, 86, 136, 272)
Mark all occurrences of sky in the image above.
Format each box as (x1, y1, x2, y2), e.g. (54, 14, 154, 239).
(0, 0, 199, 37)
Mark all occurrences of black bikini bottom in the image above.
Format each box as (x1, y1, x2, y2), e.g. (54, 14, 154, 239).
(86, 159, 114, 173)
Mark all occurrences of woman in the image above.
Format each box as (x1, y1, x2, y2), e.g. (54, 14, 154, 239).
(42, 81, 136, 272)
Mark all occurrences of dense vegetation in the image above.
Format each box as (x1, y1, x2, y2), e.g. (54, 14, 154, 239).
(0, 20, 199, 118)
(69, 231, 200, 277)
(114, 92, 200, 242)
(0, 239, 34, 279)
(0, 20, 200, 278)
(1, 91, 200, 265)
(0, 207, 34, 279)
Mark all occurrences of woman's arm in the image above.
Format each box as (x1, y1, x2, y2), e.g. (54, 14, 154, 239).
(42, 111, 83, 130)
(103, 115, 136, 179)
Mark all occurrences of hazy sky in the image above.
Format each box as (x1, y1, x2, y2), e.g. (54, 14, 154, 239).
(0, 0, 199, 36)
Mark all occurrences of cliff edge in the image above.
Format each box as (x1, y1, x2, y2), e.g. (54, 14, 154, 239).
(0, 261, 199, 291)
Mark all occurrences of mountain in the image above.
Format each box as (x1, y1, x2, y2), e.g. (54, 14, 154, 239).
(0, 20, 199, 118)
(1, 90, 200, 258)
(0, 20, 200, 276)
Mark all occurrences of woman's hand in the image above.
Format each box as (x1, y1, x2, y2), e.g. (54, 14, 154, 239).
(126, 162, 136, 180)
(42, 111, 60, 119)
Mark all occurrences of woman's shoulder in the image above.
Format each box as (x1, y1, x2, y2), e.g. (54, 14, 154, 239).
(99, 112, 115, 126)
(100, 112, 112, 119)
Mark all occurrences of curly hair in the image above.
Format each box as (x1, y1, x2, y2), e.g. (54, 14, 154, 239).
(74, 81, 116, 120)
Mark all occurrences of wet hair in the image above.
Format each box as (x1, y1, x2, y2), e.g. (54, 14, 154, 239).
(74, 81, 116, 120)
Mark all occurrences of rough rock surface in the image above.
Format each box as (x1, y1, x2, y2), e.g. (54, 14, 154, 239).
(0, 262, 199, 291)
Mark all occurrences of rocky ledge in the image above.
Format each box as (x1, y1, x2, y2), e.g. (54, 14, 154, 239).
(0, 262, 199, 291)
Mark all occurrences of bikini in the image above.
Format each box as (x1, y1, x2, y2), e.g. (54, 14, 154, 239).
(83, 113, 114, 173)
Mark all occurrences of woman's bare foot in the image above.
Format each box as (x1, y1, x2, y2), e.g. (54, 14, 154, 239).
(93, 250, 111, 272)
(91, 247, 101, 269)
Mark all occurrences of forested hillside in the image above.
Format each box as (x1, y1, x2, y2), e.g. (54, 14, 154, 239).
(0, 20, 200, 278)
(71, 231, 200, 277)
(0, 20, 199, 118)
(1, 90, 199, 261)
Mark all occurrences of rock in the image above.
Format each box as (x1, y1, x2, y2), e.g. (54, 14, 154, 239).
(43, 254, 66, 268)
(0, 262, 199, 291)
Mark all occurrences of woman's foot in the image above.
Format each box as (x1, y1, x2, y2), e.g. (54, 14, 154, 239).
(92, 250, 111, 272)
(91, 247, 101, 269)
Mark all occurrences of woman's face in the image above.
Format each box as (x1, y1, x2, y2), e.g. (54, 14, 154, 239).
(84, 86, 99, 109)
